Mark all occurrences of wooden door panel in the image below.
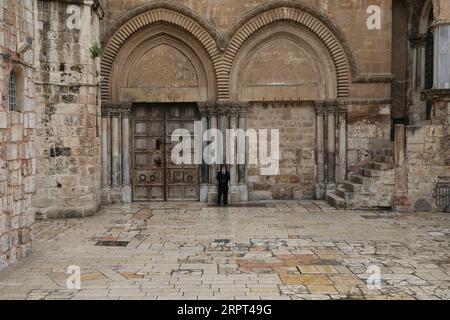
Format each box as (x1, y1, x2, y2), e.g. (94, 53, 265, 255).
(132, 103, 199, 202)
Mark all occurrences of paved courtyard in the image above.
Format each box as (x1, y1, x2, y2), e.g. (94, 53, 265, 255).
(0, 201, 449, 300)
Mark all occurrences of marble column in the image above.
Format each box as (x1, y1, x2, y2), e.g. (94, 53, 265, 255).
(238, 107, 249, 202)
(219, 110, 228, 166)
(101, 112, 110, 188)
(229, 108, 239, 203)
(208, 109, 218, 203)
(199, 105, 210, 203)
(101, 103, 132, 204)
(327, 109, 336, 188)
(315, 108, 325, 199)
(111, 114, 120, 187)
(121, 111, 131, 202)
(337, 111, 347, 184)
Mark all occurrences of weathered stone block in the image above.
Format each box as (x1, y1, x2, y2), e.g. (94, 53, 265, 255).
(0, 112, 8, 128)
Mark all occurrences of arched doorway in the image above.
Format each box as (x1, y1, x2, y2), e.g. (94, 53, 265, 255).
(100, 10, 218, 203)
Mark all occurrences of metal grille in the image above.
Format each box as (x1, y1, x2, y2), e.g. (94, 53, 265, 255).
(8, 72, 18, 111)
(433, 178, 450, 212)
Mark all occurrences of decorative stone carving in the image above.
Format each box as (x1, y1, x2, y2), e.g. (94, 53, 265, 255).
(101, 103, 132, 118)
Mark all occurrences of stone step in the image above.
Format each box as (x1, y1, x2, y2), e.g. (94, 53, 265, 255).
(336, 186, 354, 201)
(360, 168, 381, 178)
(367, 161, 393, 171)
(350, 174, 364, 185)
(372, 155, 393, 164)
(375, 148, 394, 157)
(326, 192, 348, 210)
(343, 181, 359, 193)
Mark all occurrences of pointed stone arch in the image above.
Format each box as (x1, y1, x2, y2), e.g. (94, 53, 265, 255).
(220, 1, 357, 100)
(100, 1, 222, 103)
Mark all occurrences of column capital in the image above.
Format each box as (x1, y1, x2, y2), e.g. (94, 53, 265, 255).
(214, 101, 249, 116)
(102, 102, 132, 118)
(315, 100, 339, 114)
(198, 103, 218, 117)
(409, 35, 428, 48)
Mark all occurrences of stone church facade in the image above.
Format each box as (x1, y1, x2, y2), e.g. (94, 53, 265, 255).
(0, 0, 449, 270)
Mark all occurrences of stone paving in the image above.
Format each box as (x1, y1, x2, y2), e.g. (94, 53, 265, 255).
(0, 201, 449, 300)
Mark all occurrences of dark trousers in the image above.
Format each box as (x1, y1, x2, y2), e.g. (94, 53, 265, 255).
(218, 187, 229, 205)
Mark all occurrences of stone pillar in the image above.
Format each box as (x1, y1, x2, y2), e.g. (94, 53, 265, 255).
(393, 124, 409, 212)
(121, 111, 131, 202)
(315, 107, 326, 199)
(208, 109, 218, 203)
(101, 112, 110, 189)
(229, 108, 240, 203)
(219, 110, 228, 165)
(337, 111, 347, 184)
(111, 115, 120, 187)
(238, 106, 249, 202)
(199, 104, 209, 203)
(327, 108, 336, 189)
(101, 103, 131, 204)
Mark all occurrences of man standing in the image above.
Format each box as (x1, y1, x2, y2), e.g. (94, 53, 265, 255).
(217, 165, 230, 206)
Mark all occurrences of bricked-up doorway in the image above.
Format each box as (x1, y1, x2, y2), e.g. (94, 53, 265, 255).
(132, 103, 201, 201)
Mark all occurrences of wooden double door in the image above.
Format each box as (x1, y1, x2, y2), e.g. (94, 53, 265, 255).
(132, 103, 200, 201)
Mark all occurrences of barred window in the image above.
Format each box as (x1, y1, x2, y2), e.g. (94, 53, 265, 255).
(8, 71, 18, 112)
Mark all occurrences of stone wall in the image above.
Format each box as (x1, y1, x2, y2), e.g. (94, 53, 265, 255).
(99, 0, 392, 76)
(33, 0, 102, 219)
(347, 103, 392, 172)
(405, 125, 449, 212)
(246, 102, 316, 201)
(0, 0, 36, 271)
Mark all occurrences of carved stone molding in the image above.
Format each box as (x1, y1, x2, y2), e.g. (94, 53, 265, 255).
(218, 101, 249, 116)
(198, 101, 249, 117)
(101, 103, 132, 118)
(409, 35, 428, 48)
(315, 100, 349, 114)
(354, 74, 395, 83)
(101, 5, 221, 104)
(222, 5, 352, 99)
(101, 1, 359, 103)
(338, 98, 392, 106)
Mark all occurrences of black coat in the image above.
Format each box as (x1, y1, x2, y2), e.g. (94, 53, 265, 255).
(217, 171, 230, 189)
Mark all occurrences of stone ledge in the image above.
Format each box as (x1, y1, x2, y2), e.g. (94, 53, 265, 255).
(35, 204, 100, 220)
(422, 89, 450, 102)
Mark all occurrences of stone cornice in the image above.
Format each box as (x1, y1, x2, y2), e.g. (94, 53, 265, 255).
(422, 89, 450, 102)
(337, 98, 393, 106)
(354, 74, 395, 83)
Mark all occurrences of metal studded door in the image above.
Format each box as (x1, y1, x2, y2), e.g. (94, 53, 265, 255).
(132, 103, 200, 201)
